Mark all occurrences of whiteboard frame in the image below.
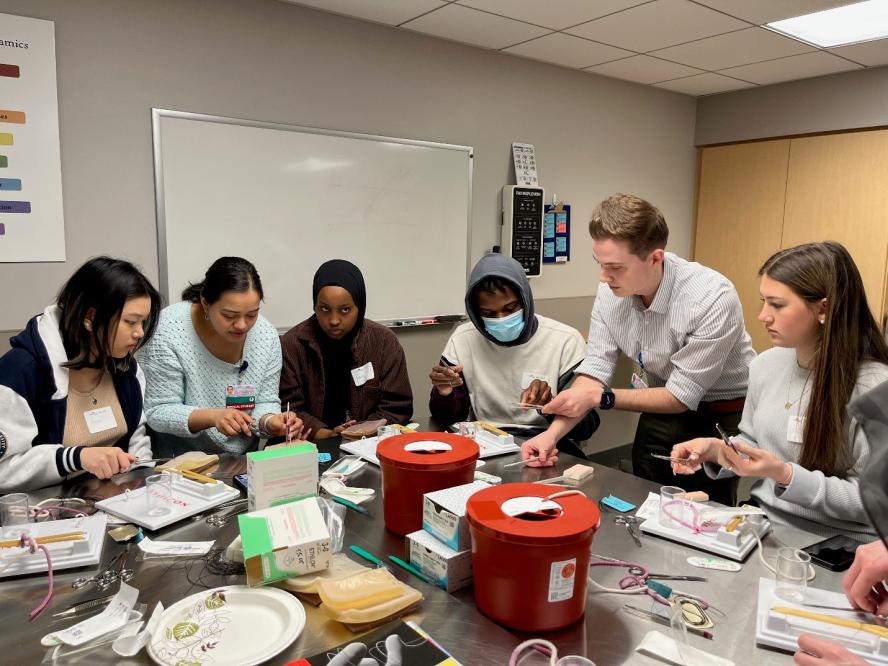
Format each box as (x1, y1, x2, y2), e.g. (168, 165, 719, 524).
(151, 108, 474, 321)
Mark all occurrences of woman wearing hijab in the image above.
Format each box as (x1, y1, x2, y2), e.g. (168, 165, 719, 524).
(279, 260, 413, 439)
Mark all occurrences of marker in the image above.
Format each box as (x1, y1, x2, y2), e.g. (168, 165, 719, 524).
(330, 494, 372, 517)
(349, 545, 388, 569)
(388, 555, 436, 585)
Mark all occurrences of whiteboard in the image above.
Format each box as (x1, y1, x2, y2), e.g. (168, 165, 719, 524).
(152, 109, 472, 329)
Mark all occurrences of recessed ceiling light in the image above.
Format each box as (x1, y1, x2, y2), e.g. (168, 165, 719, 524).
(767, 0, 888, 48)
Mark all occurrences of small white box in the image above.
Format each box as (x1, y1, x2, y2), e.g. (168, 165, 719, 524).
(422, 480, 490, 551)
(407, 529, 473, 593)
(247, 442, 318, 511)
(238, 497, 331, 587)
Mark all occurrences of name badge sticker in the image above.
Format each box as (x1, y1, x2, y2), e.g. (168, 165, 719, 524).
(84, 406, 117, 434)
(351, 362, 375, 387)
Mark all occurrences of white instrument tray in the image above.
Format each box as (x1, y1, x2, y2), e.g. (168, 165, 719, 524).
(0, 513, 107, 577)
(636, 492, 770, 561)
(756, 577, 888, 664)
(340, 430, 518, 466)
(96, 474, 240, 530)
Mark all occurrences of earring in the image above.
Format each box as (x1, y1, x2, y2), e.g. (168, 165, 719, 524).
(204, 310, 210, 321)
(84, 321, 92, 331)
(819, 318, 825, 325)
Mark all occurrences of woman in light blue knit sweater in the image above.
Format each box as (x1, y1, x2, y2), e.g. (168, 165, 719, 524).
(139, 257, 304, 455)
(672, 242, 888, 539)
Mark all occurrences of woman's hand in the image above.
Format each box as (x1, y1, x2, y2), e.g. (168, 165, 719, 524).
(80, 447, 135, 479)
(266, 412, 310, 440)
(717, 440, 787, 481)
(430, 363, 464, 396)
(334, 419, 358, 434)
(670, 437, 719, 474)
(212, 409, 254, 436)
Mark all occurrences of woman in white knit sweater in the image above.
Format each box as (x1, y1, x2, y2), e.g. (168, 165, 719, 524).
(671, 242, 888, 538)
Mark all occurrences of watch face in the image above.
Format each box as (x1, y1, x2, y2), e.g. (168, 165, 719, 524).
(601, 391, 616, 410)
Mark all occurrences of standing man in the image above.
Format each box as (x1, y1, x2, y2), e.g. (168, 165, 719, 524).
(522, 193, 755, 505)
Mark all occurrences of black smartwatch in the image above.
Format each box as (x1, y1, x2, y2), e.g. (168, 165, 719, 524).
(600, 387, 616, 410)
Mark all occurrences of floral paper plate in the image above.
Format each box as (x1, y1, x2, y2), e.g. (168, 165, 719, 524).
(147, 585, 305, 666)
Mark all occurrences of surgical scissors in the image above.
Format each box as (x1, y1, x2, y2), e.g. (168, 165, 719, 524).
(614, 515, 643, 547)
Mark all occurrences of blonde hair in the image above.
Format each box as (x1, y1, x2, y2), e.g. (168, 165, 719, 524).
(588, 193, 668, 257)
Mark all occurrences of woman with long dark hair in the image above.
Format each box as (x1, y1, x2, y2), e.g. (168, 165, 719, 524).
(139, 257, 303, 455)
(0, 256, 161, 491)
(672, 242, 888, 537)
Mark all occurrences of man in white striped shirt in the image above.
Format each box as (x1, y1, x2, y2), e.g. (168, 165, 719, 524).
(521, 193, 755, 504)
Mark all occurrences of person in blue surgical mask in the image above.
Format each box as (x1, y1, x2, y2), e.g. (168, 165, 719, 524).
(429, 253, 598, 458)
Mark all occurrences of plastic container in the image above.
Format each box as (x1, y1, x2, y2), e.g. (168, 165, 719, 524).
(467, 483, 600, 632)
(377, 432, 479, 535)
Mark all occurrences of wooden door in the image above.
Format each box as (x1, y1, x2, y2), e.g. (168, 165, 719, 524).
(783, 130, 888, 329)
(695, 140, 790, 351)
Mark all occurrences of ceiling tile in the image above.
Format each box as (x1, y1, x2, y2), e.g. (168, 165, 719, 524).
(831, 38, 888, 67)
(650, 26, 814, 70)
(692, 1, 856, 25)
(566, 0, 748, 53)
(504, 33, 632, 68)
(718, 50, 861, 85)
(281, 0, 449, 26)
(654, 72, 756, 95)
(455, 0, 648, 30)
(585, 54, 704, 84)
(401, 3, 550, 50)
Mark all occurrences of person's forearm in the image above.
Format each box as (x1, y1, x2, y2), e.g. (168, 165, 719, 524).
(547, 414, 583, 442)
(613, 387, 687, 414)
(188, 409, 219, 433)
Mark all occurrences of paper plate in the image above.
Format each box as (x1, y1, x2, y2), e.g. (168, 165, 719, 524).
(147, 585, 305, 666)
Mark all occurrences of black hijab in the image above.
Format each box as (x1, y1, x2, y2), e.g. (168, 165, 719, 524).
(312, 260, 367, 427)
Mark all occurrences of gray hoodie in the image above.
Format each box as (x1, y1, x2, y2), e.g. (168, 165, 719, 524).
(465, 254, 538, 346)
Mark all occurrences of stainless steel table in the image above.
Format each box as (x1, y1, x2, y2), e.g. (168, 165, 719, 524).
(0, 429, 844, 665)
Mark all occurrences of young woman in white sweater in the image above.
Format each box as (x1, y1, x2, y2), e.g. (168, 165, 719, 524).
(671, 242, 888, 538)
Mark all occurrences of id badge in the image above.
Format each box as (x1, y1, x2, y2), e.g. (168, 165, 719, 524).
(630, 372, 649, 389)
(787, 415, 805, 443)
(84, 406, 117, 434)
(226, 384, 257, 411)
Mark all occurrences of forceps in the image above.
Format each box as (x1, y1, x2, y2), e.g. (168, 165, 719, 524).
(615, 515, 643, 547)
(627, 566, 707, 582)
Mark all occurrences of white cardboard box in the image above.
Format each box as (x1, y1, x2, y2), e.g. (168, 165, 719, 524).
(246, 442, 318, 511)
(422, 480, 490, 551)
(407, 529, 473, 593)
(238, 497, 331, 587)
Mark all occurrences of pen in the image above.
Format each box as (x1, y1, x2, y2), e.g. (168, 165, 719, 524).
(623, 605, 714, 639)
(349, 545, 388, 569)
(388, 555, 436, 585)
(329, 494, 372, 517)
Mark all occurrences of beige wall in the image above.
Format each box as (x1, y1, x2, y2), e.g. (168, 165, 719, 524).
(696, 66, 888, 146)
(0, 0, 695, 451)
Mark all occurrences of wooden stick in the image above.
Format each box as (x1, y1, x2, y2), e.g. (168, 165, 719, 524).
(0, 531, 86, 549)
(177, 468, 216, 484)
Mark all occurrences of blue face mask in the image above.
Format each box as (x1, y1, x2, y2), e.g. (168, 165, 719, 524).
(482, 309, 525, 343)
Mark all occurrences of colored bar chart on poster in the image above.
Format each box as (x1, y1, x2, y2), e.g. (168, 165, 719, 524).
(0, 13, 65, 261)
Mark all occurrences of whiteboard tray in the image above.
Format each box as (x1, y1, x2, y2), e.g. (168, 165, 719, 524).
(636, 492, 770, 561)
(0, 513, 107, 577)
(96, 475, 240, 530)
(756, 577, 888, 664)
(340, 432, 519, 466)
